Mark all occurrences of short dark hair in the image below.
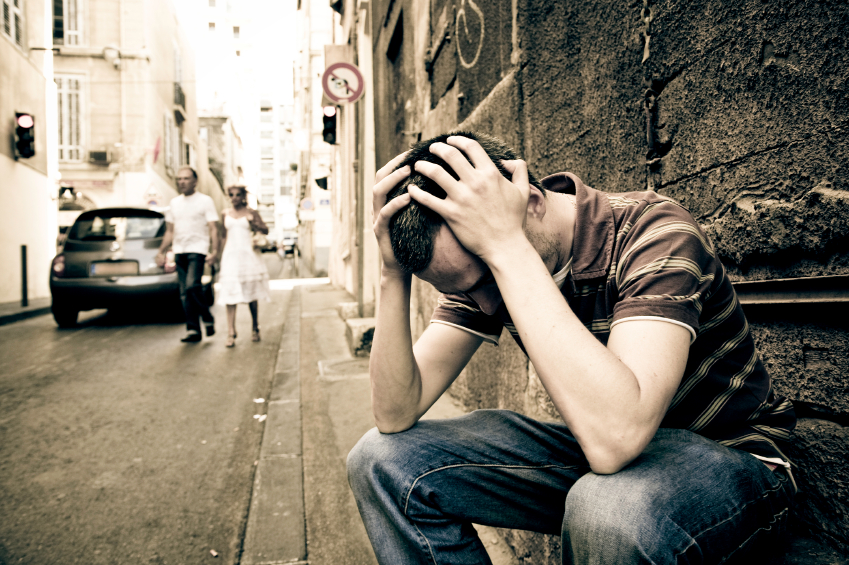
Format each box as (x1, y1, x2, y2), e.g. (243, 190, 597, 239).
(387, 131, 543, 274)
(179, 166, 198, 180)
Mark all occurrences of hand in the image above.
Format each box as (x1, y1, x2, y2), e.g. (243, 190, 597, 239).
(205, 254, 216, 266)
(408, 137, 531, 264)
(155, 252, 166, 267)
(372, 152, 412, 277)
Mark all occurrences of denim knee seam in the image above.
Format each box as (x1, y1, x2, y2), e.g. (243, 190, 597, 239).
(402, 463, 581, 565)
(673, 475, 788, 561)
(715, 506, 790, 564)
(402, 463, 582, 516)
(412, 522, 439, 565)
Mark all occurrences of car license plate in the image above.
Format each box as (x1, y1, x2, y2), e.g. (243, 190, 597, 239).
(90, 261, 139, 276)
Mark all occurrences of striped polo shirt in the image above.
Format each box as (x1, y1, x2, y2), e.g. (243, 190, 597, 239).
(431, 172, 796, 464)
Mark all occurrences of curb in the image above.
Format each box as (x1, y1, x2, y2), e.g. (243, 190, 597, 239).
(0, 306, 51, 327)
(241, 286, 307, 565)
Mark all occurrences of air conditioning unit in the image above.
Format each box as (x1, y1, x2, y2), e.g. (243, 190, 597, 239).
(88, 151, 111, 165)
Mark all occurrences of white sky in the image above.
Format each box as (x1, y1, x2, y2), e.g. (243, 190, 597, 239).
(172, 0, 299, 186)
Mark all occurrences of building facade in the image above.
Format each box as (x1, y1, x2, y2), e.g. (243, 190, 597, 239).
(52, 0, 226, 217)
(320, 2, 378, 315)
(290, 0, 336, 277)
(0, 0, 59, 304)
(199, 114, 244, 192)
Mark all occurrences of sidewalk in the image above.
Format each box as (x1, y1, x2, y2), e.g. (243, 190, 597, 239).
(0, 297, 51, 326)
(241, 282, 519, 565)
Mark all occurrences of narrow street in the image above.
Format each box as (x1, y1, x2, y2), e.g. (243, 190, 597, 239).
(0, 253, 300, 565)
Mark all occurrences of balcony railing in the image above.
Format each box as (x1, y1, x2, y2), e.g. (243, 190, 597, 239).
(174, 82, 186, 109)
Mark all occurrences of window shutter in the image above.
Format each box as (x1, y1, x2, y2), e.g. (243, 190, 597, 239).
(53, 0, 64, 45)
(56, 75, 83, 161)
(3, 2, 10, 37)
(65, 0, 80, 45)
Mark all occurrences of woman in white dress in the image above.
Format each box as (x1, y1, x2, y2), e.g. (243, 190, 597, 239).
(216, 186, 271, 347)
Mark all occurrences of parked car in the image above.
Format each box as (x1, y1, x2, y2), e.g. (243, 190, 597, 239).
(49, 207, 181, 327)
(279, 231, 298, 255)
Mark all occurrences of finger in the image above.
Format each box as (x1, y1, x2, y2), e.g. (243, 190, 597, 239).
(407, 183, 450, 217)
(503, 159, 529, 193)
(375, 151, 411, 184)
(373, 165, 411, 217)
(428, 141, 476, 179)
(414, 160, 461, 197)
(374, 192, 411, 229)
(446, 136, 496, 171)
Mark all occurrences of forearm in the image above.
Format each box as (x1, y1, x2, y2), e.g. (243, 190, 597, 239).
(157, 231, 172, 255)
(369, 271, 423, 433)
(489, 241, 657, 472)
(209, 228, 220, 257)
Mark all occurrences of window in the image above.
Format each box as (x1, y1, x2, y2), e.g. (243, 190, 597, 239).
(3, 0, 23, 46)
(56, 75, 83, 162)
(261, 162, 274, 171)
(208, 22, 215, 31)
(163, 114, 173, 170)
(208, 0, 215, 6)
(232, 26, 239, 38)
(260, 130, 273, 139)
(53, 0, 81, 46)
(280, 179, 292, 196)
(163, 114, 182, 172)
(261, 178, 273, 186)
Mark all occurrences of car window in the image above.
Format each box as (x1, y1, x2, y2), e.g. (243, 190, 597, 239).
(68, 215, 165, 241)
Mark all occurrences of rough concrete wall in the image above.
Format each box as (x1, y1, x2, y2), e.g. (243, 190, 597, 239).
(786, 419, 849, 551)
(518, 0, 647, 193)
(645, 0, 849, 279)
(371, 0, 849, 560)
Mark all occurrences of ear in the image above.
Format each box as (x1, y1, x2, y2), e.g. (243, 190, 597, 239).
(526, 185, 546, 220)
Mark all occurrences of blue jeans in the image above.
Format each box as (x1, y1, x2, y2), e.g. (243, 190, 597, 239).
(175, 253, 213, 333)
(347, 410, 794, 565)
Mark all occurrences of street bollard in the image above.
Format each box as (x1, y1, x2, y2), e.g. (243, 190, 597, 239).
(21, 245, 28, 307)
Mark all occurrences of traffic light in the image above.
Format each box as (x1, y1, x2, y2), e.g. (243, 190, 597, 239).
(15, 113, 35, 158)
(322, 106, 337, 145)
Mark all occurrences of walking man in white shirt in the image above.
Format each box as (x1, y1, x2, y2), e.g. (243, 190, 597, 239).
(155, 166, 220, 342)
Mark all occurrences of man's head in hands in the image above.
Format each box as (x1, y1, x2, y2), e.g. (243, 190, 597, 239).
(386, 131, 543, 274)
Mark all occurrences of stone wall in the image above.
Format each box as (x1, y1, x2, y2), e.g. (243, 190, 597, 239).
(370, 0, 849, 559)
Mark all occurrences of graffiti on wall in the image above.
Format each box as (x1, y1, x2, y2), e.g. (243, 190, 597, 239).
(456, 0, 484, 69)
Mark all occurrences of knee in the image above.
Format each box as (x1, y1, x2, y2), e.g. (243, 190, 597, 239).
(347, 427, 418, 500)
(562, 475, 658, 562)
(347, 427, 392, 493)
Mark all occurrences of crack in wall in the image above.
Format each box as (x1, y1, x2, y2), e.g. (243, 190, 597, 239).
(656, 124, 848, 193)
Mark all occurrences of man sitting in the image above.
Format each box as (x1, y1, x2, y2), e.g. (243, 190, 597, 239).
(347, 131, 796, 564)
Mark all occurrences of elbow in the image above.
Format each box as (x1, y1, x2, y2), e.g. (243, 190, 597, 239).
(374, 415, 417, 435)
(372, 399, 421, 435)
(583, 432, 651, 475)
(587, 454, 635, 475)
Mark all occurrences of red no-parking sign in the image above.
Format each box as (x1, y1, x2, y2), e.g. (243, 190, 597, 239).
(321, 62, 365, 104)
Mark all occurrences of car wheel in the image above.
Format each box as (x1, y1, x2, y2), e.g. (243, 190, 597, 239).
(52, 303, 79, 328)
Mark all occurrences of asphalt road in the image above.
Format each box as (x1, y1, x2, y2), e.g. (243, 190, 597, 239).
(0, 252, 300, 565)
